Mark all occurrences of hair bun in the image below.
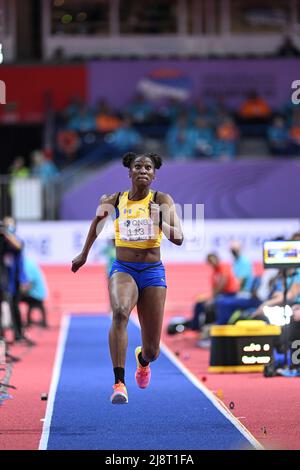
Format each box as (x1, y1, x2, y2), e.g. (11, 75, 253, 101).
(122, 152, 137, 168)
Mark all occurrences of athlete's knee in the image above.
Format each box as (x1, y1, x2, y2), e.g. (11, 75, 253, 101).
(143, 346, 160, 362)
(112, 306, 130, 327)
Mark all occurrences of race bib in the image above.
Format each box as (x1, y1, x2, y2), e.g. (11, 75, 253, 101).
(119, 218, 155, 241)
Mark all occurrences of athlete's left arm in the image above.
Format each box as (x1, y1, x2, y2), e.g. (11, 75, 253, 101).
(154, 193, 184, 246)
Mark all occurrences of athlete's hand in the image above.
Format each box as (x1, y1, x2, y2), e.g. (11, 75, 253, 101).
(71, 253, 87, 273)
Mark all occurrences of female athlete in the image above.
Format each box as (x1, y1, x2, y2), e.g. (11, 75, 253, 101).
(72, 152, 183, 404)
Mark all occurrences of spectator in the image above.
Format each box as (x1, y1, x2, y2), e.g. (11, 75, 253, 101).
(1, 217, 35, 345)
(95, 100, 121, 133)
(90, 116, 143, 164)
(158, 97, 185, 123)
(288, 113, 300, 155)
(239, 91, 272, 120)
(64, 95, 84, 120)
(56, 130, 81, 168)
(31, 150, 59, 184)
(192, 118, 214, 158)
(251, 268, 300, 321)
(124, 93, 154, 124)
(189, 99, 214, 126)
(166, 115, 196, 160)
(68, 103, 96, 133)
(267, 116, 291, 156)
(186, 253, 240, 331)
(230, 240, 253, 293)
(214, 117, 239, 160)
(20, 256, 48, 328)
(9, 156, 30, 179)
(105, 116, 142, 153)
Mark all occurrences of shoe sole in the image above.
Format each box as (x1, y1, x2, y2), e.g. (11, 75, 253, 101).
(111, 393, 128, 404)
(134, 372, 149, 389)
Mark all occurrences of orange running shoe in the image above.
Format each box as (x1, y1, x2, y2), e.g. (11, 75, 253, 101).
(110, 382, 128, 404)
(135, 346, 151, 389)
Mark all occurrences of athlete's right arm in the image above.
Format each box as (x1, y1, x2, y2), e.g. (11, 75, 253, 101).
(71, 193, 118, 273)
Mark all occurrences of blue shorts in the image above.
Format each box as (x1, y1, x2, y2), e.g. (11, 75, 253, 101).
(109, 260, 167, 291)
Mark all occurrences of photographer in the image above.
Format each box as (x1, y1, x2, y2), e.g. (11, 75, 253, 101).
(0, 217, 35, 345)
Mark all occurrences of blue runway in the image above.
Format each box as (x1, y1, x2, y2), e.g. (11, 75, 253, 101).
(42, 315, 258, 450)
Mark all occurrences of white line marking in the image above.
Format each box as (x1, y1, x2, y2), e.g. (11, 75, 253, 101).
(130, 315, 264, 450)
(38, 315, 71, 450)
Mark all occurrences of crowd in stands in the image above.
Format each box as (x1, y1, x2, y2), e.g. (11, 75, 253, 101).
(53, 90, 300, 169)
(9, 150, 59, 185)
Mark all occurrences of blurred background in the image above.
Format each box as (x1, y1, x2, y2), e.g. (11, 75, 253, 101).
(1, 0, 300, 342)
(0, 2, 300, 326)
(1, 0, 300, 450)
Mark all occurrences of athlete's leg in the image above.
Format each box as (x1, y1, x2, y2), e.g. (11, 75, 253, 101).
(108, 272, 138, 369)
(137, 286, 166, 363)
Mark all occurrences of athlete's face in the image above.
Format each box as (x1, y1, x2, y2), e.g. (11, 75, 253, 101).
(130, 157, 155, 186)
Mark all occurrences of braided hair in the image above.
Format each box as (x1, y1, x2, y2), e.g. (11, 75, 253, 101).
(122, 152, 163, 170)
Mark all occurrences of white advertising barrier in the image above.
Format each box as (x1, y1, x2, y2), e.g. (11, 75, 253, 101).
(17, 219, 300, 265)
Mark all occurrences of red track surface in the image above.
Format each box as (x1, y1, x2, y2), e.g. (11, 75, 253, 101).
(0, 264, 299, 450)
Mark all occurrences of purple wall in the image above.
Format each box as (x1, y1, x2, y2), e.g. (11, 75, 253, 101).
(60, 159, 300, 220)
(88, 59, 300, 109)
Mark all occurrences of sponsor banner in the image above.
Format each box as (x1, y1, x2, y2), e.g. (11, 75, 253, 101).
(88, 59, 300, 109)
(0, 65, 86, 123)
(17, 219, 300, 265)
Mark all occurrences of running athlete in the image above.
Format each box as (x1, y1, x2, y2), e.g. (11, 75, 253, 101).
(71, 152, 184, 404)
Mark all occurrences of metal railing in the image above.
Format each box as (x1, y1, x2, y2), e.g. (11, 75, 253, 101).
(0, 175, 60, 221)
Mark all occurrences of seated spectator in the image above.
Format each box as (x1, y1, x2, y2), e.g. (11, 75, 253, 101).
(95, 100, 122, 133)
(210, 96, 232, 126)
(64, 95, 84, 120)
(192, 118, 214, 158)
(124, 93, 154, 124)
(68, 103, 96, 133)
(288, 113, 300, 155)
(214, 117, 239, 160)
(189, 99, 214, 126)
(267, 116, 291, 156)
(166, 115, 196, 160)
(229, 240, 253, 293)
(105, 116, 142, 153)
(239, 91, 272, 121)
(89, 116, 143, 164)
(158, 97, 185, 123)
(251, 268, 300, 321)
(56, 130, 81, 168)
(214, 268, 277, 325)
(20, 256, 48, 328)
(186, 253, 240, 331)
(31, 150, 59, 184)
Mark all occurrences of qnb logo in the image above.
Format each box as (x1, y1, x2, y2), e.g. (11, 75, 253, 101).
(291, 80, 300, 105)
